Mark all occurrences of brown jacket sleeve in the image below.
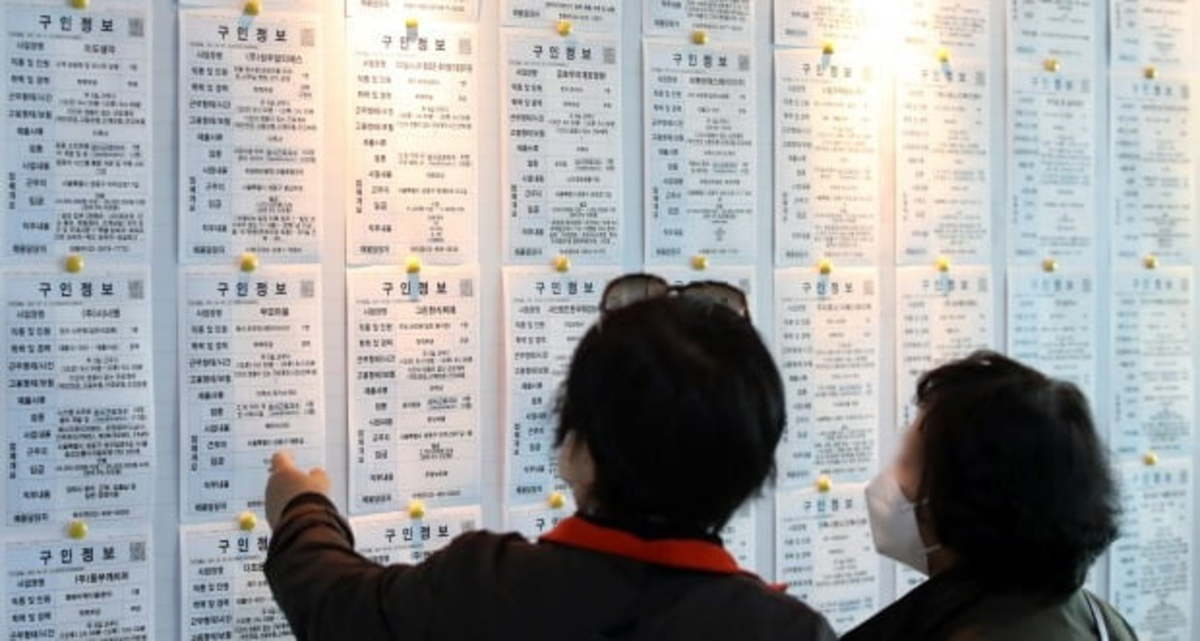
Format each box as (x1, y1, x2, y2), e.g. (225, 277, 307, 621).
(263, 494, 440, 641)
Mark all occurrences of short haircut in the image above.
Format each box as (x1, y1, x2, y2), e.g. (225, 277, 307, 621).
(914, 351, 1119, 597)
(556, 296, 785, 533)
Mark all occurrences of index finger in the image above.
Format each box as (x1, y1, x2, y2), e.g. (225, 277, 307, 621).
(270, 451, 296, 473)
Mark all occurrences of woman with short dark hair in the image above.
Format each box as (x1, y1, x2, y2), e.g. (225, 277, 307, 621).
(844, 351, 1136, 641)
(262, 275, 836, 641)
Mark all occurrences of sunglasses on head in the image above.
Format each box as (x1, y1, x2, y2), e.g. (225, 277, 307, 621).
(599, 274, 751, 322)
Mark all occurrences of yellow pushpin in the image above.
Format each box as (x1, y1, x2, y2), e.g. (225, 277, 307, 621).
(1042, 258, 1059, 273)
(817, 258, 833, 276)
(691, 254, 709, 271)
(691, 30, 709, 46)
(65, 254, 85, 274)
(70, 0, 89, 9)
(243, 0, 261, 16)
(405, 17, 419, 30)
(67, 519, 88, 540)
(548, 491, 567, 510)
(1143, 254, 1159, 270)
(935, 256, 951, 273)
(936, 47, 950, 64)
(408, 499, 426, 519)
(553, 255, 571, 273)
(1143, 451, 1159, 467)
(815, 474, 833, 493)
(821, 41, 835, 56)
(239, 252, 259, 273)
(238, 511, 257, 532)
(404, 255, 422, 275)
(556, 20, 573, 37)
(1043, 58, 1060, 73)
(1144, 66, 1158, 80)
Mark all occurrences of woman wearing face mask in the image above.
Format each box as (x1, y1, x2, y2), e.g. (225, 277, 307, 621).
(844, 351, 1136, 641)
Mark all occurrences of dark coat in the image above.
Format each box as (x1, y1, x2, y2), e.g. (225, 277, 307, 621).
(264, 495, 837, 641)
(841, 568, 1138, 641)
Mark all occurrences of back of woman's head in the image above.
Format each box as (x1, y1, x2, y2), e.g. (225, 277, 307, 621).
(556, 296, 784, 534)
(915, 351, 1119, 597)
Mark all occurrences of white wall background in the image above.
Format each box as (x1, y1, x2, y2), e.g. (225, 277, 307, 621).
(139, 0, 1200, 638)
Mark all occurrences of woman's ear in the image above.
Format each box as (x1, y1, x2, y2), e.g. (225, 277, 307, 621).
(558, 431, 596, 506)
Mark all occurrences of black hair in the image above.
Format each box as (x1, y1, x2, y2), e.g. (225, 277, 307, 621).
(555, 296, 785, 534)
(914, 350, 1120, 597)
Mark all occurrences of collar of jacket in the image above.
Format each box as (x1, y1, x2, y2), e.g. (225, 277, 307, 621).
(540, 515, 776, 587)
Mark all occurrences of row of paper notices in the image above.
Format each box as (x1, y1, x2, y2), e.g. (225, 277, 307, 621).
(895, 62, 992, 266)
(1110, 0, 1195, 70)
(350, 505, 480, 565)
(501, 0, 621, 32)
(179, 10, 323, 264)
(2, 269, 155, 528)
(1006, 268, 1099, 403)
(774, 268, 879, 487)
(644, 41, 757, 265)
(896, 266, 994, 428)
(1008, 0, 1096, 65)
(346, 20, 479, 266)
(1111, 268, 1194, 459)
(1007, 68, 1097, 265)
(776, 485, 878, 635)
(774, 50, 881, 268)
(179, 265, 325, 522)
(644, 0, 753, 41)
(1110, 457, 1193, 641)
(345, 0, 479, 21)
(2, 2, 151, 262)
(1110, 73, 1195, 266)
(503, 268, 615, 505)
(348, 266, 481, 515)
(180, 520, 292, 641)
(502, 31, 624, 265)
(6, 529, 153, 641)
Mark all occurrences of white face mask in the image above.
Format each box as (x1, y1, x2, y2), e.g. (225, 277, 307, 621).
(865, 468, 941, 575)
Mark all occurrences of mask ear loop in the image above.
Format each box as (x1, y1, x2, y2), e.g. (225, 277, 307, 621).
(913, 498, 942, 556)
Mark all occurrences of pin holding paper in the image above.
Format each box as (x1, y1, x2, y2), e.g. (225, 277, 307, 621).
(553, 255, 571, 273)
(65, 254, 85, 274)
(408, 500, 426, 520)
(817, 258, 833, 276)
(70, 0, 89, 9)
(1144, 66, 1158, 80)
(548, 491, 567, 510)
(243, 0, 261, 16)
(935, 256, 951, 273)
(1042, 258, 1059, 273)
(238, 511, 258, 532)
(239, 252, 259, 273)
(816, 475, 833, 493)
(1043, 58, 1060, 73)
(405, 17, 419, 37)
(691, 255, 709, 271)
(557, 20, 573, 37)
(1143, 255, 1159, 270)
(405, 256, 422, 301)
(691, 30, 709, 46)
(1143, 452, 1159, 467)
(67, 519, 88, 540)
